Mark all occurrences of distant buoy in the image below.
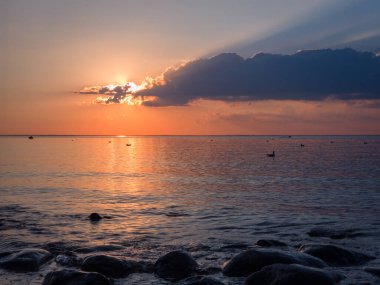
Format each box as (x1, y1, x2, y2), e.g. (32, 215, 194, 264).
(364, 142, 368, 144)
(28, 136, 34, 140)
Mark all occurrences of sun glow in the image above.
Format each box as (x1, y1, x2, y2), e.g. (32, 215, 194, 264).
(77, 78, 159, 105)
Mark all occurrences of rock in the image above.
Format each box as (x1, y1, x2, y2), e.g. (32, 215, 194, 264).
(243, 264, 343, 285)
(42, 269, 111, 285)
(88, 213, 102, 221)
(81, 254, 136, 278)
(178, 276, 225, 285)
(222, 249, 326, 277)
(364, 267, 380, 277)
(307, 227, 363, 239)
(74, 245, 126, 253)
(0, 248, 53, 272)
(299, 244, 374, 266)
(154, 250, 198, 280)
(256, 239, 287, 247)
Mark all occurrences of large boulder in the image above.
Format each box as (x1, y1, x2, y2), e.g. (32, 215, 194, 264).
(243, 264, 342, 285)
(42, 269, 111, 285)
(299, 244, 374, 266)
(222, 249, 326, 277)
(154, 250, 198, 280)
(81, 255, 136, 278)
(0, 248, 53, 272)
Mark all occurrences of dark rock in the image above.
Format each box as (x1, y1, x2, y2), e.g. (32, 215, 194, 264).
(154, 250, 198, 280)
(307, 227, 363, 239)
(42, 269, 111, 285)
(74, 245, 126, 254)
(0, 248, 53, 272)
(81, 255, 136, 278)
(220, 243, 249, 250)
(222, 249, 326, 277)
(299, 244, 374, 266)
(364, 267, 380, 277)
(256, 239, 287, 247)
(88, 213, 102, 221)
(178, 276, 225, 285)
(243, 264, 343, 285)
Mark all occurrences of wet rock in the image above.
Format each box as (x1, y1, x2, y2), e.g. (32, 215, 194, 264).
(88, 213, 102, 221)
(55, 253, 83, 267)
(364, 267, 380, 277)
(0, 248, 53, 272)
(178, 276, 225, 285)
(81, 254, 136, 278)
(299, 244, 374, 266)
(154, 250, 198, 280)
(256, 239, 287, 247)
(74, 245, 126, 253)
(222, 249, 326, 277)
(243, 264, 343, 285)
(42, 269, 111, 285)
(307, 227, 363, 239)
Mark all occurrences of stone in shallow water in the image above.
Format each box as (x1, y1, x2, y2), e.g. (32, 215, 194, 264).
(307, 227, 363, 239)
(42, 269, 111, 285)
(88, 213, 102, 221)
(222, 249, 326, 277)
(81, 254, 136, 278)
(364, 267, 380, 277)
(299, 244, 374, 266)
(0, 248, 53, 272)
(256, 239, 287, 247)
(243, 264, 343, 285)
(178, 275, 225, 285)
(74, 245, 126, 254)
(154, 250, 199, 281)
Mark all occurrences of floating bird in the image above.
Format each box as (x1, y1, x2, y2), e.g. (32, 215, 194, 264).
(364, 142, 368, 144)
(108, 141, 111, 143)
(28, 136, 34, 140)
(126, 143, 131, 146)
(300, 144, 305, 147)
(288, 135, 292, 138)
(330, 141, 334, 144)
(267, 151, 275, 157)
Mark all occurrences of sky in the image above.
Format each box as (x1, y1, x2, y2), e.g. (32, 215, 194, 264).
(1, 0, 380, 135)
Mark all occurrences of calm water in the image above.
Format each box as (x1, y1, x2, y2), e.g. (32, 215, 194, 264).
(1, 135, 380, 284)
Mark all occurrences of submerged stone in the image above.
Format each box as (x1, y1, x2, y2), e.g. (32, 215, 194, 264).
(243, 264, 343, 285)
(154, 250, 198, 280)
(299, 244, 374, 266)
(42, 269, 111, 285)
(307, 227, 363, 239)
(256, 239, 287, 247)
(0, 248, 53, 272)
(222, 249, 326, 277)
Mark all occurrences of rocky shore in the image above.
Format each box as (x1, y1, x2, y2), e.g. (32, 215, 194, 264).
(1, 234, 378, 285)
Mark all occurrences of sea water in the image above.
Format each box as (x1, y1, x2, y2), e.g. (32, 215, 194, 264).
(0, 136, 379, 284)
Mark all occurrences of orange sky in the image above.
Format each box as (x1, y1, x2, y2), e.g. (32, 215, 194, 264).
(1, 0, 380, 135)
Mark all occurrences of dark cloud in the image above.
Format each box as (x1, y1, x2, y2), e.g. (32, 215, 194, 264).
(77, 84, 135, 104)
(137, 48, 380, 106)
